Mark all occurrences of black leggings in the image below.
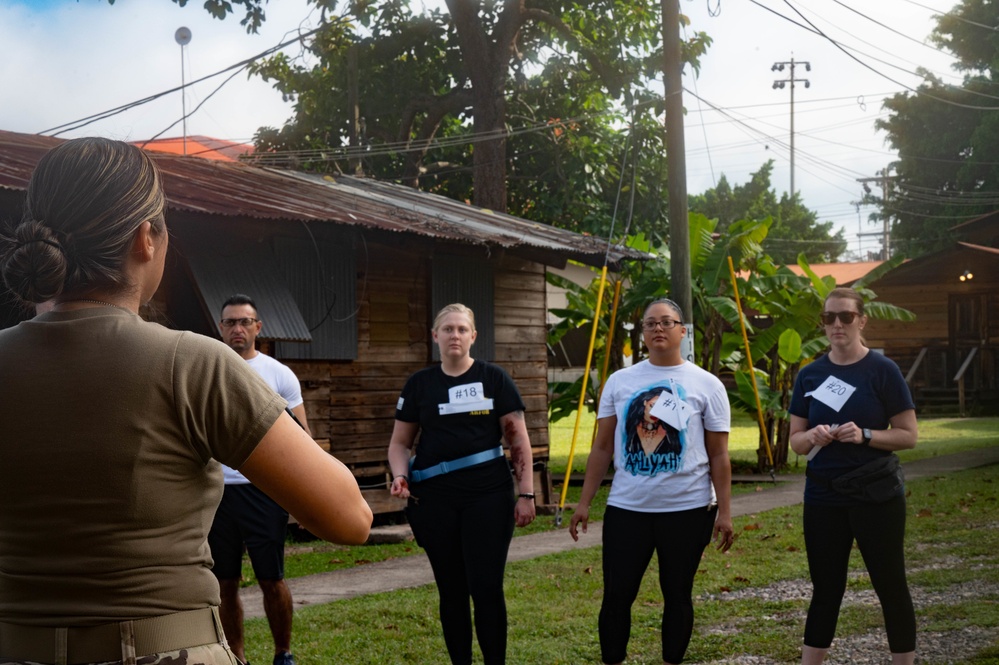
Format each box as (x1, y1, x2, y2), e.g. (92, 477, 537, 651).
(599, 504, 716, 665)
(803, 495, 916, 653)
(406, 488, 515, 665)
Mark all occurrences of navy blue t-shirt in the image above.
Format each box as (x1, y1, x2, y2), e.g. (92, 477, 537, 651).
(789, 350, 915, 505)
(396, 360, 525, 496)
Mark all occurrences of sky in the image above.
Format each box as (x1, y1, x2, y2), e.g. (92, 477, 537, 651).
(0, 0, 965, 261)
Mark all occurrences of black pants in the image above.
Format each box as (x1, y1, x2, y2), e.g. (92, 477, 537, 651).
(406, 488, 515, 665)
(599, 504, 716, 665)
(803, 495, 916, 653)
(208, 483, 288, 581)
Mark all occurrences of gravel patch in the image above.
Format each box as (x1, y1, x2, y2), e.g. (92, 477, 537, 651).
(695, 575, 999, 664)
(700, 626, 994, 664)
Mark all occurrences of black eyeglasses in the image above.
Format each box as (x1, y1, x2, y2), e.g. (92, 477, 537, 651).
(220, 317, 259, 329)
(820, 311, 859, 326)
(642, 318, 682, 331)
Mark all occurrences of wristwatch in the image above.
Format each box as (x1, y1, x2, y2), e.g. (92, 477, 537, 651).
(861, 428, 873, 446)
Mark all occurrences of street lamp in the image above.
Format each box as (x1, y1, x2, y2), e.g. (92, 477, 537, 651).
(772, 56, 811, 197)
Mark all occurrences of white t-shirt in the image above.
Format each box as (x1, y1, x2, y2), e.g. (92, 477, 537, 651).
(597, 359, 730, 512)
(223, 352, 305, 485)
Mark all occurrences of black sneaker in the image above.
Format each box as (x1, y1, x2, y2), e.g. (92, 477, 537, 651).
(273, 652, 296, 665)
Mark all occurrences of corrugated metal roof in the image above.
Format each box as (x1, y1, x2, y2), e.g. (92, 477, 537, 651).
(182, 238, 312, 343)
(0, 130, 647, 269)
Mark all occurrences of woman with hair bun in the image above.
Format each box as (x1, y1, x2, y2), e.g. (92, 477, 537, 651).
(0, 137, 372, 665)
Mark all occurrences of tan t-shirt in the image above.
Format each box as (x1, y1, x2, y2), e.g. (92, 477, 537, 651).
(0, 307, 286, 625)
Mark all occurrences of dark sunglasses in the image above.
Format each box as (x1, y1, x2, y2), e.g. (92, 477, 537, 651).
(820, 311, 859, 326)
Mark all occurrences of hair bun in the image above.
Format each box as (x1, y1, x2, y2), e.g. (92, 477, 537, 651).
(1, 220, 69, 304)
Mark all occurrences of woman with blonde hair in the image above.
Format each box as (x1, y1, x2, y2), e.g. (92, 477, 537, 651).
(388, 303, 535, 665)
(0, 137, 372, 665)
(789, 287, 918, 665)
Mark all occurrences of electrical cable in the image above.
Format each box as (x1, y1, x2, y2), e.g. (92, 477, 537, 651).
(140, 68, 247, 147)
(785, 0, 999, 104)
(682, 23, 717, 187)
(829, 0, 953, 55)
(40, 20, 342, 137)
(778, 0, 999, 110)
(899, 0, 999, 32)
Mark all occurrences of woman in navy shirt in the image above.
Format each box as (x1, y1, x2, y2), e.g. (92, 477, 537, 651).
(789, 287, 918, 665)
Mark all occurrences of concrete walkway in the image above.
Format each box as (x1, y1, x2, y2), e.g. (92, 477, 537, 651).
(239, 446, 999, 618)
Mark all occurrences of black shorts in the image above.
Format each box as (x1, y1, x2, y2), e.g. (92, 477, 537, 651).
(208, 483, 288, 581)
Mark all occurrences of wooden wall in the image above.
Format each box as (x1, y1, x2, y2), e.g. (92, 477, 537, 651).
(863, 282, 949, 353)
(282, 240, 552, 514)
(863, 248, 999, 406)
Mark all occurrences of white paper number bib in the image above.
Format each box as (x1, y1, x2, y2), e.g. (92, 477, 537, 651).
(805, 374, 856, 413)
(649, 379, 691, 431)
(438, 381, 495, 415)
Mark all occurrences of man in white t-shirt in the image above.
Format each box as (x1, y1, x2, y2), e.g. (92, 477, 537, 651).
(208, 294, 311, 665)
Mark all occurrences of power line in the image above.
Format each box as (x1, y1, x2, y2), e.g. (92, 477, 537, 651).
(899, 0, 999, 32)
(41, 21, 337, 136)
(778, 0, 999, 110)
(830, 0, 954, 55)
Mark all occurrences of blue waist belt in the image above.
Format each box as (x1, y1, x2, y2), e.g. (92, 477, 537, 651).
(410, 446, 505, 483)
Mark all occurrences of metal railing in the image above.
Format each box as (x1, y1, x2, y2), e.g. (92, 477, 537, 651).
(904, 347, 929, 387)
(954, 344, 982, 417)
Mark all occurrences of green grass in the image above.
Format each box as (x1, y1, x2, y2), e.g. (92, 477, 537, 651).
(549, 408, 762, 477)
(240, 463, 999, 664)
(243, 417, 999, 586)
(550, 413, 999, 477)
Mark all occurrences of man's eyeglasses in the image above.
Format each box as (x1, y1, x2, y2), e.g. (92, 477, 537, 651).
(220, 317, 259, 329)
(820, 311, 859, 326)
(642, 318, 682, 331)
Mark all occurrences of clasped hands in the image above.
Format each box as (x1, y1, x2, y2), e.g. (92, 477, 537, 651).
(809, 421, 863, 448)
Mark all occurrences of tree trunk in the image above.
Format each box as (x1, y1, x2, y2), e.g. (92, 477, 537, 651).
(471, 88, 508, 212)
(445, 0, 516, 213)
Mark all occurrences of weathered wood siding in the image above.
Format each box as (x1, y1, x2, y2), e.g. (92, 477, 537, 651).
(863, 283, 950, 352)
(282, 241, 551, 513)
(864, 253, 998, 407)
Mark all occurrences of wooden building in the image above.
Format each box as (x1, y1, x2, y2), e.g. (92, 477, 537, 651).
(776, 229, 997, 415)
(862, 214, 999, 415)
(0, 130, 646, 513)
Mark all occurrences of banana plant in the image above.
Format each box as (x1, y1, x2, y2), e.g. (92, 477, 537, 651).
(546, 220, 914, 473)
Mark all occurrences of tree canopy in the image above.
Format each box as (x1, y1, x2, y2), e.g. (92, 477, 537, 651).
(242, 0, 709, 217)
(688, 161, 847, 264)
(548, 219, 913, 471)
(875, 0, 999, 256)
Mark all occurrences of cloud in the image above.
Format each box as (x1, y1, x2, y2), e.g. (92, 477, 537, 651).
(0, 0, 313, 141)
(0, 0, 960, 256)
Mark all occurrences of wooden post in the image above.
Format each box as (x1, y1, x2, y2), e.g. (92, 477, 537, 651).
(662, 0, 691, 321)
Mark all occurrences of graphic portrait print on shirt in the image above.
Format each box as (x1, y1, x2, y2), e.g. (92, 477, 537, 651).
(620, 383, 689, 476)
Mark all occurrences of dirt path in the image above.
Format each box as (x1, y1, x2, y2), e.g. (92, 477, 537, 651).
(238, 446, 999, 619)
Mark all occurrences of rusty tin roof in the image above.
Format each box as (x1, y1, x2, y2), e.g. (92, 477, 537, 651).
(0, 130, 647, 269)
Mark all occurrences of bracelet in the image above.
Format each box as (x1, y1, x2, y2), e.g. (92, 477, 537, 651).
(518, 493, 535, 500)
(395, 474, 409, 483)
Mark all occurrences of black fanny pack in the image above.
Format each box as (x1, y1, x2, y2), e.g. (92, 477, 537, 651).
(806, 453, 905, 503)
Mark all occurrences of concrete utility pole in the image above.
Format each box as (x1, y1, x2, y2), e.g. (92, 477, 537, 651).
(850, 200, 864, 258)
(857, 170, 896, 259)
(772, 56, 811, 197)
(662, 0, 692, 342)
